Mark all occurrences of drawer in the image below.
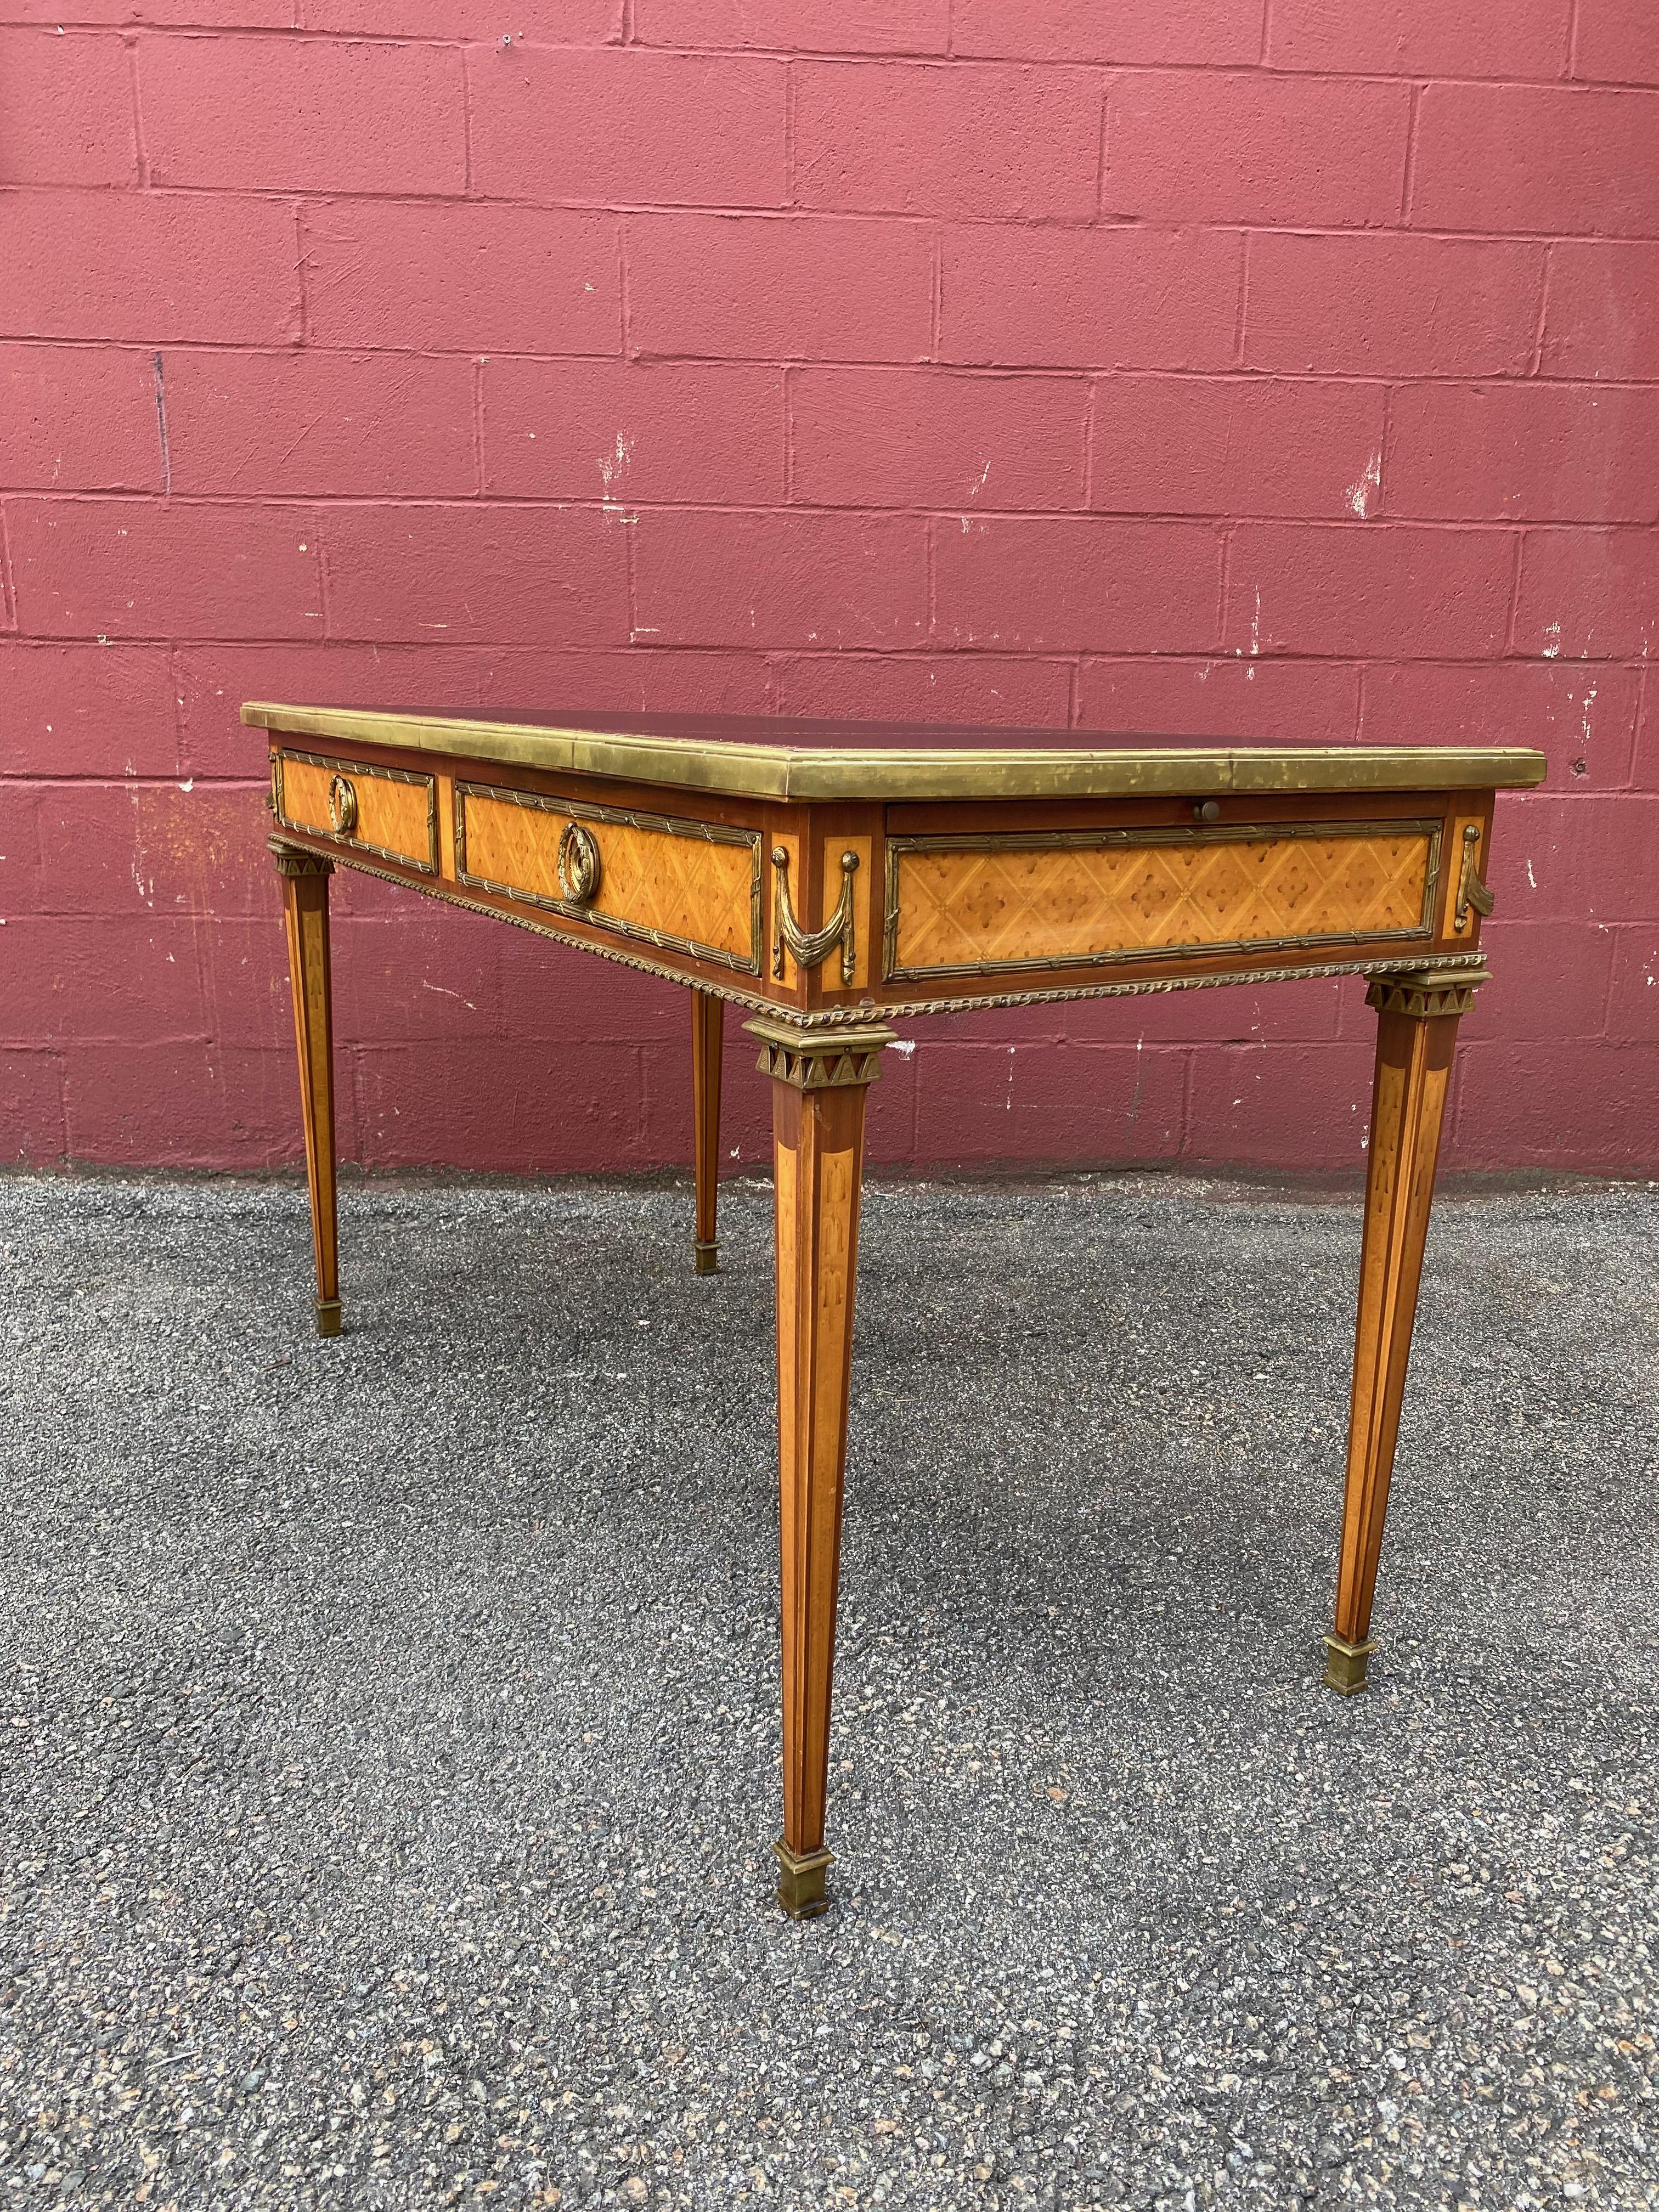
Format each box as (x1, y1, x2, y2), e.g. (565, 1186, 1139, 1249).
(274, 749, 438, 874)
(884, 817, 1442, 981)
(455, 781, 763, 975)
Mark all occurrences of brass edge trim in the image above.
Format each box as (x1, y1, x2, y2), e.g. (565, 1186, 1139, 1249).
(883, 817, 1444, 985)
(273, 747, 439, 877)
(453, 779, 764, 978)
(243, 706, 1548, 800)
(265, 836, 1492, 1026)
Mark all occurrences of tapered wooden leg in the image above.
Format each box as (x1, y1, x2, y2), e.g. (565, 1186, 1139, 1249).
(1325, 964, 1488, 1695)
(691, 988, 724, 1275)
(271, 839, 342, 1338)
(748, 1018, 893, 1918)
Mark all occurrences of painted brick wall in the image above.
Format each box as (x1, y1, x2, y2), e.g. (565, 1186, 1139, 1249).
(2, 1, 1656, 1178)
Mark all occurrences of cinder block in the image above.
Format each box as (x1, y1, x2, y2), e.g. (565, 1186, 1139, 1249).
(1358, 662, 1641, 791)
(1573, 0, 1659, 84)
(627, 212, 932, 361)
(0, 344, 162, 491)
(1269, 0, 1571, 77)
(1091, 376, 1385, 520)
(1412, 83, 1659, 235)
(7, 498, 322, 639)
(1076, 656, 1361, 744)
(139, 33, 465, 194)
(1515, 529, 1659, 660)
(0, 190, 301, 344)
(794, 59, 1101, 219)
(1245, 232, 1543, 377)
(163, 351, 477, 498)
(941, 225, 1243, 371)
(1104, 70, 1411, 227)
(791, 366, 1087, 509)
(0, 642, 178, 777)
(482, 359, 785, 503)
(470, 44, 786, 208)
(774, 651, 1071, 726)
(319, 504, 631, 646)
(1183, 1042, 1379, 1170)
(301, 200, 619, 353)
(1449, 1042, 1659, 1171)
(631, 510, 929, 649)
(953, 0, 1261, 64)
(934, 516, 1223, 653)
(0, 916, 208, 1043)
(1540, 242, 1659, 381)
(0, 1048, 64, 1166)
(1224, 523, 1515, 659)
(912, 1040, 1187, 1165)
(1482, 793, 1659, 923)
(0, 29, 138, 185)
(1606, 927, 1659, 1041)
(631, 0, 947, 52)
(1387, 383, 1659, 524)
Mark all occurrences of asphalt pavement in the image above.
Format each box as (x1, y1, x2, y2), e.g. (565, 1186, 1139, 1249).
(1, 1170, 1655, 2210)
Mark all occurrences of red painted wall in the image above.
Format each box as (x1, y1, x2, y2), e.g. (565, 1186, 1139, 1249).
(3, 2, 1656, 1178)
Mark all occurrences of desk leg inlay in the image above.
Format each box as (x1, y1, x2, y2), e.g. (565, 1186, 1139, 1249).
(1327, 966, 1486, 1695)
(691, 989, 724, 1276)
(272, 840, 342, 1338)
(751, 1019, 894, 1918)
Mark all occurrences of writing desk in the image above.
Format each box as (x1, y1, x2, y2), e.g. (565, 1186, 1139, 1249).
(245, 700, 1543, 1918)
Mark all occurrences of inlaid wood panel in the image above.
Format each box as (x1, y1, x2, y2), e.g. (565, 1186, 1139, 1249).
(276, 751, 438, 874)
(884, 820, 1442, 981)
(456, 782, 763, 974)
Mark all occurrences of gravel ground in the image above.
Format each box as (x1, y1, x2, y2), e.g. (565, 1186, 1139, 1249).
(1, 1169, 1655, 2212)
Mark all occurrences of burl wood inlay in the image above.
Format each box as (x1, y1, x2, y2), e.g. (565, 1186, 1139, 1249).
(278, 752, 437, 873)
(888, 822, 1437, 979)
(458, 787, 760, 970)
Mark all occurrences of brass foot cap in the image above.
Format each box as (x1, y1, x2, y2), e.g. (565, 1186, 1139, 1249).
(315, 1298, 343, 1338)
(1322, 1632, 1375, 1696)
(773, 1839, 833, 1920)
(694, 1242, 720, 1277)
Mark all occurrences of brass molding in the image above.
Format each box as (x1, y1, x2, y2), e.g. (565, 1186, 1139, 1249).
(268, 836, 1495, 1029)
(1322, 1633, 1375, 1696)
(244, 703, 1548, 804)
(884, 816, 1443, 984)
(747, 1017, 895, 1092)
(454, 779, 764, 978)
(773, 1838, 833, 1920)
(268, 838, 334, 879)
(272, 747, 439, 876)
(1367, 963, 1490, 1020)
(1454, 823, 1496, 934)
(556, 819, 602, 907)
(771, 845, 859, 984)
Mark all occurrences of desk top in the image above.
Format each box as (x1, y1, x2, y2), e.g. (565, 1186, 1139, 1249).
(244, 701, 1546, 804)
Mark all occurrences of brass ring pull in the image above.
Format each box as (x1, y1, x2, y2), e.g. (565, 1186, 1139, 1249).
(327, 774, 358, 837)
(557, 820, 602, 907)
(771, 848, 859, 986)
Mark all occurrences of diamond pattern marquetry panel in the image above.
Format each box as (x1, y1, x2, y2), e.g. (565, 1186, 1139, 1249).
(888, 825, 1436, 979)
(459, 788, 761, 971)
(277, 752, 437, 872)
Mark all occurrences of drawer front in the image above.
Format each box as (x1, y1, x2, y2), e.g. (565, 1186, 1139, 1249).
(455, 782, 763, 975)
(885, 818, 1442, 981)
(275, 750, 438, 874)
